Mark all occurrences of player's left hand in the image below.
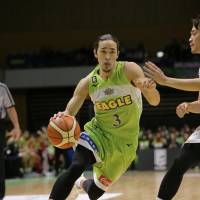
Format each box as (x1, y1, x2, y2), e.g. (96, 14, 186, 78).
(134, 77, 156, 91)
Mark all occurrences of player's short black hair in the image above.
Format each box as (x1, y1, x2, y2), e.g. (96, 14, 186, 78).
(93, 34, 120, 52)
(192, 14, 200, 30)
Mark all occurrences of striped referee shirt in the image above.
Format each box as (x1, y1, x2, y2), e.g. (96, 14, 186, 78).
(0, 82, 15, 119)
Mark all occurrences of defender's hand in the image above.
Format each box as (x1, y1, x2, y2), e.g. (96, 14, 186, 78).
(144, 61, 167, 86)
(176, 102, 189, 118)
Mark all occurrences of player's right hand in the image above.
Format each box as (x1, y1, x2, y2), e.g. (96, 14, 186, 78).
(52, 110, 69, 119)
(176, 102, 189, 118)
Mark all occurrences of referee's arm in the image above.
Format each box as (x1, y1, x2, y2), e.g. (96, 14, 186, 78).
(6, 106, 21, 139)
(2, 83, 21, 140)
(0, 83, 21, 140)
(7, 107, 20, 130)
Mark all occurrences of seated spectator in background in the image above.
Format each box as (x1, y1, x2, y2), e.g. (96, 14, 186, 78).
(139, 134, 150, 150)
(152, 131, 167, 149)
(176, 133, 184, 147)
(168, 133, 179, 149)
(146, 129, 154, 148)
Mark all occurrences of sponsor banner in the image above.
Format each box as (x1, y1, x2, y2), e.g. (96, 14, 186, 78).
(154, 149, 167, 170)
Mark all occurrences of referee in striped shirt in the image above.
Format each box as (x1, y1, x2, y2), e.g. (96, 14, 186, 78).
(0, 82, 21, 200)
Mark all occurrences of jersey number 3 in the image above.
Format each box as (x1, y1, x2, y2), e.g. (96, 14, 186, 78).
(113, 114, 121, 127)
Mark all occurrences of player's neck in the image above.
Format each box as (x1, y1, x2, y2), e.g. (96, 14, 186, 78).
(99, 70, 112, 80)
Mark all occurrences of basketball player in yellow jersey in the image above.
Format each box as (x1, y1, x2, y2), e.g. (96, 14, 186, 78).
(145, 14, 200, 200)
(49, 34, 160, 200)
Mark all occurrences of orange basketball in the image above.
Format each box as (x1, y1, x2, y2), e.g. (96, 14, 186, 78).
(47, 115, 81, 149)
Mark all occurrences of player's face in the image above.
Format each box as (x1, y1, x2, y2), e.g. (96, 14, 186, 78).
(189, 25, 200, 54)
(94, 40, 119, 73)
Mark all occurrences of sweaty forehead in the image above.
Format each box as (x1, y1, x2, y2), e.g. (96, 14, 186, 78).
(98, 40, 117, 50)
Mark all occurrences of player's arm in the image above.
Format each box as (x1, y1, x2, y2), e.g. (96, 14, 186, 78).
(179, 91, 200, 115)
(144, 61, 200, 91)
(176, 95, 200, 118)
(186, 73, 200, 114)
(124, 61, 160, 106)
(187, 91, 200, 113)
(64, 76, 89, 116)
(187, 100, 200, 113)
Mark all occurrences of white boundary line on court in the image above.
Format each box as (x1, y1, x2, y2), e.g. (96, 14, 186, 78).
(5, 193, 123, 200)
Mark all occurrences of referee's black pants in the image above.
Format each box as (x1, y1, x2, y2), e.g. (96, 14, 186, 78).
(0, 121, 6, 199)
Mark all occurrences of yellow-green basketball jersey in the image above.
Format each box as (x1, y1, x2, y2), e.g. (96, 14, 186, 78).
(84, 61, 142, 146)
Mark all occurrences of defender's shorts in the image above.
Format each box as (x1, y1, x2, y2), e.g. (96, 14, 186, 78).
(185, 125, 200, 143)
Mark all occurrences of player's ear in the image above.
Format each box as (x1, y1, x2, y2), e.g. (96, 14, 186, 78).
(93, 49, 98, 58)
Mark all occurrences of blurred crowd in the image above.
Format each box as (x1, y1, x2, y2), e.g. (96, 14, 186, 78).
(4, 127, 73, 179)
(139, 124, 192, 150)
(6, 38, 200, 69)
(4, 123, 194, 179)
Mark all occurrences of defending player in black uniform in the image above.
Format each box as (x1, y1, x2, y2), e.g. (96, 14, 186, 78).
(144, 14, 200, 200)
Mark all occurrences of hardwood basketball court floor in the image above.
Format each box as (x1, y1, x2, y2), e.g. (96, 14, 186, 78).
(5, 171, 200, 199)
